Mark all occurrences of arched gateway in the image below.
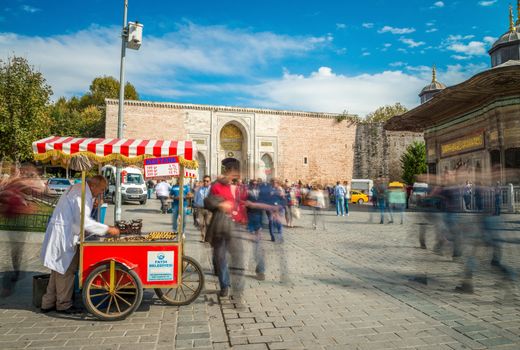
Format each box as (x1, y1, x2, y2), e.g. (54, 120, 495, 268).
(219, 123, 247, 178)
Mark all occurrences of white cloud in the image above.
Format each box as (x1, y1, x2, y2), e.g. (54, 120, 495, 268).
(432, 1, 445, 8)
(483, 36, 497, 44)
(0, 23, 330, 99)
(451, 55, 471, 60)
(245, 63, 485, 116)
(362, 52, 371, 56)
(478, 0, 497, 6)
(22, 5, 40, 13)
(247, 67, 426, 116)
(442, 34, 490, 56)
(378, 26, 416, 35)
(336, 23, 347, 29)
(426, 22, 436, 27)
(426, 28, 438, 33)
(362, 22, 374, 29)
(399, 37, 426, 48)
(390, 61, 407, 67)
(447, 41, 487, 56)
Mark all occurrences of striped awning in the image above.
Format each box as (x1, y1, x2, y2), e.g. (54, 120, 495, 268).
(32, 136, 198, 169)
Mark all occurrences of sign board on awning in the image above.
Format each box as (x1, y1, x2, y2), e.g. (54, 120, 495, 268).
(143, 157, 197, 179)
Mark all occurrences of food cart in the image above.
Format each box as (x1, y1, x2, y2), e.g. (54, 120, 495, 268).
(32, 136, 204, 320)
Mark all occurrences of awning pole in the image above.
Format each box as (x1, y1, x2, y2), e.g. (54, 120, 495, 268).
(80, 171, 86, 244)
(178, 165, 185, 239)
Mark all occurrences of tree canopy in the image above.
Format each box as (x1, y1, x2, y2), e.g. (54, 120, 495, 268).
(0, 57, 52, 163)
(400, 141, 427, 185)
(49, 76, 139, 138)
(365, 103, 408, 123)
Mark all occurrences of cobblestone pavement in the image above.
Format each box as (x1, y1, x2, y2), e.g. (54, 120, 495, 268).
(0, 200, 519, 350)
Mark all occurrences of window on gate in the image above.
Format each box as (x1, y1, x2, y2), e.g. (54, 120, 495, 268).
(505, 148, 520, 168)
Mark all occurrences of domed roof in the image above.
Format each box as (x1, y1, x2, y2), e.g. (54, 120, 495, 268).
(419, 66, 446, 97)
(490, 30, 520, 51)
(490, 4, 520, 52)
(420, 80, 447, 94)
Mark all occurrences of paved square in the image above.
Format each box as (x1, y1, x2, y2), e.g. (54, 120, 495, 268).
(1, 200, 519, 349)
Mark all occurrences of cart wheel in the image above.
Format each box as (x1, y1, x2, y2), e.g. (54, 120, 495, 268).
(82, 263, 143, 321)
(155, 256, 205, 306)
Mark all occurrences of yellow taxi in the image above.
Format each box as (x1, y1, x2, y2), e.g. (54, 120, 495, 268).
(350, 190, 369, 204)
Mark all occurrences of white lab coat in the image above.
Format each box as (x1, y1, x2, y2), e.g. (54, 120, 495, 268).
(41, 183, 108, 274)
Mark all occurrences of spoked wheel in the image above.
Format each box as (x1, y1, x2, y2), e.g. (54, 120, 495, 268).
(82, 263, 143, 321)
(155, 255, 205, 306)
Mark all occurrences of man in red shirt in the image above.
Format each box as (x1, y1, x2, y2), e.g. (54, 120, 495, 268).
(204, 172, 245, 297)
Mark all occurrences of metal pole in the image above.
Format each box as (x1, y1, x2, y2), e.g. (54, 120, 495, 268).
(115, 0, 128, 223)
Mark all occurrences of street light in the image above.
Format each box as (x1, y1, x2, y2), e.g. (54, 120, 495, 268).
(114, 0, 143, 222)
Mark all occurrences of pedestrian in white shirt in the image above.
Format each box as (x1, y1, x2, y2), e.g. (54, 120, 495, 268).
(40, 176, 119, 314)
(155, 179, 171, 214)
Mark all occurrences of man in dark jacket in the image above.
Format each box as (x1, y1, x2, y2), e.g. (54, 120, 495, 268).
(204, 173, 244, 298)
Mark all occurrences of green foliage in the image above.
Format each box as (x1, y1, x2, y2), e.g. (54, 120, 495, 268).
(49, 76, 139, 138)
(400, 141, 427, 185)
(365, 103, 408, 123)
(0, 56, 52, 163)
(335, 110, 361, 124)
(80, 76, 139, 107)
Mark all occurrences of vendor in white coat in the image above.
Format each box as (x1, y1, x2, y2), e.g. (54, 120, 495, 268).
(40, 175, 119, 314)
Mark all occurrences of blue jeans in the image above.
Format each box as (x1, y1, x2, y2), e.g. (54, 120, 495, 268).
(213, 229, 245, 291)
(254, 231, 265, 274)
(344, 199, 349, 214)
(378, 199, 386, 223)
(172, 204, 186, 232)
(336, 197, 345, 215)
(147, 188, 153, 199)
(214, 238, 230, 290)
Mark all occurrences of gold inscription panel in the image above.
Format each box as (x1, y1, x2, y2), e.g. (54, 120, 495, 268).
(441, 133, 484, 157)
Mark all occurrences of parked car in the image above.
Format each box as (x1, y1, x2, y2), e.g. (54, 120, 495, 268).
(350, 190, 369, 204)
(45, 178, 72, 196)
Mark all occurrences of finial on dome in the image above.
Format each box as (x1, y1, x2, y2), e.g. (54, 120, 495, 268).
(510, 4, 516, 32)
(432, 65, 437, 83)
(517, 0, 520, 26)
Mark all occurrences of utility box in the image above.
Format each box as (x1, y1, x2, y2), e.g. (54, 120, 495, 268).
(127, 21, 143, 50)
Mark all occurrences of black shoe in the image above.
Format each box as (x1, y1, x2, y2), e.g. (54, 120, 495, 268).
(56, 306, 83, 314)
(40, 306, 56, 313)
(256, 273, 266, 281)
(219, 288, 229, 297)
(454, 283, 474, 294)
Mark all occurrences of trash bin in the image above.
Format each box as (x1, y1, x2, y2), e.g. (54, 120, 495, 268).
(99, 203, 107, 224)
(32, 274, 50, 308)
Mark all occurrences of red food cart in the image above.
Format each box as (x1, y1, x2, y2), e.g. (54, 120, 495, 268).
(32, 136, 204, 320)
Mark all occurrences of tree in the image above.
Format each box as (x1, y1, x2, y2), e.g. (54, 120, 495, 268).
(401, 141, 427, 185)
(0, 56, 52, 163)
(365, 103, 408, 123)
(80, 76, 139, 108)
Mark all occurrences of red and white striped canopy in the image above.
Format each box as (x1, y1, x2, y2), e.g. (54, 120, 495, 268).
(32, 136, 197, 167)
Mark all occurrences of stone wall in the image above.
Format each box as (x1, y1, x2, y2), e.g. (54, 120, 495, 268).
(278, 117, 356, 184)
(106, 100, 420, 184)
(354, 123, 423, 181)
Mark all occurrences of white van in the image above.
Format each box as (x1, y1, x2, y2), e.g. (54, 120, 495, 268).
(350, 179, 374, 197)
(101, 165, 147, 204)
(408, 182, 429, 208)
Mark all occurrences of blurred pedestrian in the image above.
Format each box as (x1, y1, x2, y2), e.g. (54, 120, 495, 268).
(344, 181, 351, 216)
(205, 172, 244, 298)
(309, 184, 327, 230)
(155, 179, 170, 214)
(194, 176, 212, 242)
(334, 181, 346, 216)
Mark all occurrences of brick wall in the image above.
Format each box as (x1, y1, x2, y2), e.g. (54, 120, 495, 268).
(278, 117, 356, 185)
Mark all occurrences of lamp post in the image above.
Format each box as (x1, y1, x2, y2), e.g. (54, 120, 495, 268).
(114, 0, 143, 222)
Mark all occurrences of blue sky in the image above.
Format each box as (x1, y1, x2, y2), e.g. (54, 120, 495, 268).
(0, 0, 515, 116)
